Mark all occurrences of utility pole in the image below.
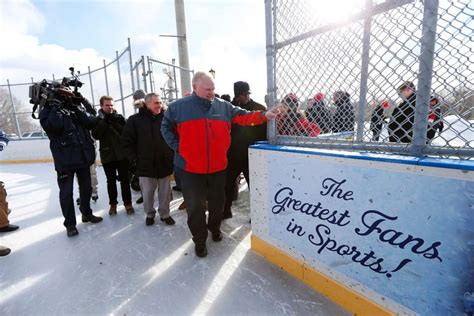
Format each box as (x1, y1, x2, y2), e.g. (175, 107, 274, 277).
(175, 0, 191, 95)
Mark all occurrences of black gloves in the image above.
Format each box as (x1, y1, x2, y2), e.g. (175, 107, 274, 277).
(103, 112, 114, 123)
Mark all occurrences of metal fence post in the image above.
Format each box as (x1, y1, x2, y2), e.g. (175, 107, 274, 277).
(128, 38, 135, 93)
(103, 59, 110, 96)
(141, 55, 148, 93)
(6, 80, 22, 139)
(88, 66, 95, 105)
(135, 65, 140, 90)
(356, 0, 373, 142)
(265, 0, 277, 143)
(172, 58, 178, 99)
(411, 0, 439, 156)
(147, 56, 155, 93)
(135, 61, 141, 90)
(116, 50, 126, 116)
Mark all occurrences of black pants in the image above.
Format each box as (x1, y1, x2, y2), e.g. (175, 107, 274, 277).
(176, 168, 226, 245)
(371, 123, 383, 141)
(224, 158, 250, 213)
(102, 159, 132, 206)
(57, 166, 93, 227)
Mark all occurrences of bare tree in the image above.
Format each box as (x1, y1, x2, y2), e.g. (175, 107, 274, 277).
(0, 88, 39, 136)
(439, 85, 474, 120)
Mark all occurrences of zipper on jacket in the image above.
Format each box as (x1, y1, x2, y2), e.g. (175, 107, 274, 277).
(209, 121, 215, 139)
(205, 118, 210, 173)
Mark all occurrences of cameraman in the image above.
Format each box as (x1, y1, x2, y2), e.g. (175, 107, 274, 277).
(92, 96, 134, 216)
(39, 87, 103, 237)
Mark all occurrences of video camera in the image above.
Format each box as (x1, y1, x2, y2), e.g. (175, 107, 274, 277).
(30, 67, 96, 119)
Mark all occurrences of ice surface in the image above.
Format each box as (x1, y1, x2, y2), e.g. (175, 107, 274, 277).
(0, 163, 349, 316)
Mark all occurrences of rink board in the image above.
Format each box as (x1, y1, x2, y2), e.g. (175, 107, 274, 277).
(249, 143, 474, 316)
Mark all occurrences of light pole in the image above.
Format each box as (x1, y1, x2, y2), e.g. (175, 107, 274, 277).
(175, 0, 191, 94)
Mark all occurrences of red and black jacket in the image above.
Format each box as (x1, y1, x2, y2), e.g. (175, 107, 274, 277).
(161, 93, 267, 174)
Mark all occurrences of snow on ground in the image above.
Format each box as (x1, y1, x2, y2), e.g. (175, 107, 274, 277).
(0, 163, 349, 316)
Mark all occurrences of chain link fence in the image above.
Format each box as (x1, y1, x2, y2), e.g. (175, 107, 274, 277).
(0, 38, 190, 140)
(266, 0, 473, 159)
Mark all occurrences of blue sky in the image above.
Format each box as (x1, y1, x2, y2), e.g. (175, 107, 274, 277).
(0, 0, 268, 103)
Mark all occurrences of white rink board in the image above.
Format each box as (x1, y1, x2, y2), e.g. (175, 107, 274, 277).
(249, 143, 474, 316)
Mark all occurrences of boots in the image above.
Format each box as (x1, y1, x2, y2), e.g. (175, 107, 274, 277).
(0, 245, 11, 256)
(66, 226, 79, 237)
(195, 244, 207, 258)
(108, 204, 117, 215)
(125, 204, 135, 215)
(81, 214, 103, 223)
(160, 216, 175, 225)
(211, 230, 222, 242)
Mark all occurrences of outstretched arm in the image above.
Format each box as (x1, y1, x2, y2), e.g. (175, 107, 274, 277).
(230, 104, 281, 126)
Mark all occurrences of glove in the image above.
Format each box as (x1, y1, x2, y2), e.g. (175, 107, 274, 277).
(103, 112, 114, 123)
(69, 105, 82, 114)
(73, 91, 85, 101)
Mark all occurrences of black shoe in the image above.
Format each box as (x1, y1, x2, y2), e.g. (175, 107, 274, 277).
(91, 194, 98, 202)
(195, 244, 208, 258)
(66, 226, 79, 237)
(0, 246, 11, 256)
(211, 230, 222, 242)
(81, 214, 103, 223)
(172, 186, 182, 192)
(0, 224, 19, 233)
(76, 198, 81, 205)
(160, 216, 175, 225)
(136, 196, 144, 204)
(146, 217, 155, 226)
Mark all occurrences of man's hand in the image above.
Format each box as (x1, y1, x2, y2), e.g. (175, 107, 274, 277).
(104, 112, 114, 123)
(264, 105, 282, 120)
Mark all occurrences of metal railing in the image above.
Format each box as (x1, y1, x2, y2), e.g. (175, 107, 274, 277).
(265, 0, 473, 159)
(147, 57, 194, 103)
(0, 38, 190, 140)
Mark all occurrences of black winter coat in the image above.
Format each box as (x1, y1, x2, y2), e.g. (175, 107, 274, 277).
(91, 109, 126, 164)
(388, 93, 416, 143)
(370, 105, 385, 133)
(228, 98, 267, 163)
(306, 101, 332, 133)
(40, 105, 97, 172)
(332, 100, 355, 133)
(121, 108, 174, 178)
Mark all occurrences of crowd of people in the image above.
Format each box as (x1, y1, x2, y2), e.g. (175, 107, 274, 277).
(0, 76, 444, 258)
(0, 71, 280, 258)
(280, 81, 444, 143)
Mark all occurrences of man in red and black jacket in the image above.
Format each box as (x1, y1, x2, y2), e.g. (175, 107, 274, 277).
(161, 72, 280, 258)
